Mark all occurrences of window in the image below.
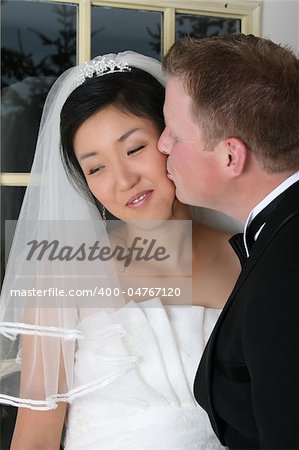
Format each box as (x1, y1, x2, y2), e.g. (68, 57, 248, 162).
(1, 0, 261, 262)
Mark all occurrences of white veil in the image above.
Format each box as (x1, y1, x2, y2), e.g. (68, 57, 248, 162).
(0, 52, 166, 410)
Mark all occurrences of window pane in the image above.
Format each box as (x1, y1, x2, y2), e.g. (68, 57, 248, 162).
(1, 1, 77, 172)
(1, 186, 26, 282)
(175, 14, 241, 40)
(92, 7, 162, 60)
(0, 405, 17, 450)
(0, 188, 26, 445)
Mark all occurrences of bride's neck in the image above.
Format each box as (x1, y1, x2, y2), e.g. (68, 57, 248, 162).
(122, 209, 192, 269)
(171, 199, 192, 220)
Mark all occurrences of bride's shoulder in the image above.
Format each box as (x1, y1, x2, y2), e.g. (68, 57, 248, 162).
(192, 221, 241, 305)
(192, 221, 232, 253)
(193, 220, 239, 268)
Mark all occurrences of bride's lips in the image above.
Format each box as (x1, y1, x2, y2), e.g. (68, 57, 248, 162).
(126, 190, 153, 208)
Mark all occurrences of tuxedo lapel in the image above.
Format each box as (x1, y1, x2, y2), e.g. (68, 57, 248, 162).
(195, 180, 299, 440)
(214, 179, 299, 328)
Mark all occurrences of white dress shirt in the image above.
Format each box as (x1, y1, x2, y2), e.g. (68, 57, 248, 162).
(243, 171, 299, 257)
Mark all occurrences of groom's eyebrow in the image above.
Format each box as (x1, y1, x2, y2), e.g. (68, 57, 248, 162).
(117, 127, 142, 142)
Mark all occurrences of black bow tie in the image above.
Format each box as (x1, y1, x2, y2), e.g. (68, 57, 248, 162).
(230, 216, 266, 267)
(230, 213, 269, 266)
(229, 232, 247, 266)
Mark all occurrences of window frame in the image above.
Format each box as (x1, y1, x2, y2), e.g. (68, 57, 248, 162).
(0, 0, 261, 186)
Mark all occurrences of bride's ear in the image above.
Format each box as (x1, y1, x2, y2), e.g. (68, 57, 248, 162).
(222, 137, 247, 178)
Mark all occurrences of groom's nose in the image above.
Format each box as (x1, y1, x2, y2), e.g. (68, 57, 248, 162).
(158, 127, 171, 155)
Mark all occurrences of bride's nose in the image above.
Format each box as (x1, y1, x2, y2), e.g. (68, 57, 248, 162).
(115, 162, 140, 191)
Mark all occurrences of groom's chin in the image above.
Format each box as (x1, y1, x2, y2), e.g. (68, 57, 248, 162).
(175, 190, 197, 208)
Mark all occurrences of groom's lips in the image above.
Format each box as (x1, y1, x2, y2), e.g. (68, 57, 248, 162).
(166, 167, 174, 180)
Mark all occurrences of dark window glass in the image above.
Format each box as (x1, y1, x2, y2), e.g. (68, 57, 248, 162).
(0, 404, 17, 450)
(91, 7, 162, 60)
(1, 1, 77, 172)
(175, 14, 241, 40)
(1, 186, 26, 282)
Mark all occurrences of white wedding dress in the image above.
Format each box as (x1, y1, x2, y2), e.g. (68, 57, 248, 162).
(64, 298, 224, 450)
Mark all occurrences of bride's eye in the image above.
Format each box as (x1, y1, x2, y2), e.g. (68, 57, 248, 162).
(88, 165, 104, 175)
(127, 145, 145, 156)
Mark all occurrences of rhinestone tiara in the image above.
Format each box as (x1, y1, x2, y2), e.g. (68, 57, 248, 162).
(75, 57, 131, 87)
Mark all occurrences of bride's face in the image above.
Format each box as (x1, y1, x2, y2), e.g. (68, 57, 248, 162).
(74, 105, 176, 222)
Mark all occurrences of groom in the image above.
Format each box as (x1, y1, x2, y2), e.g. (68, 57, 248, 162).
(158, 34, 299, 449)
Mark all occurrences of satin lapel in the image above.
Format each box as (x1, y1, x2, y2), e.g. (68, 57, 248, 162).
(202, 181, 299, 434)
(222, 181, 299, 318)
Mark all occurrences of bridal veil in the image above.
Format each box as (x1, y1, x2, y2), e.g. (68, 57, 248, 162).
(0, 51, 166, 409)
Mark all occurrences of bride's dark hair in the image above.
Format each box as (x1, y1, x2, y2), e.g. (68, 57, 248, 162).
(60, 68, 165, 210)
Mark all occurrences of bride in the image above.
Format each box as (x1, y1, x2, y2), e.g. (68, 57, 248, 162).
(0, 52, 239, 449)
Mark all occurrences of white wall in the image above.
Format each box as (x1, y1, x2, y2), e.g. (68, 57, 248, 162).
(261, 0, 299, 54)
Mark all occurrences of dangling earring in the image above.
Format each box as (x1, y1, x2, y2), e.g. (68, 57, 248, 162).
(101, 205, 107, 227)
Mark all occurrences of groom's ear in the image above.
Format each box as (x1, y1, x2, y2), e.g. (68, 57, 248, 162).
(221, 137, 247, 178)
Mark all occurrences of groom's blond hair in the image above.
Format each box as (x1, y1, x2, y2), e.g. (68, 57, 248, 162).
(163, 34, 299, 173)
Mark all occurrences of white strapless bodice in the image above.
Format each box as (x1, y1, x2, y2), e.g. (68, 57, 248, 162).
(64, 298, 224, 449)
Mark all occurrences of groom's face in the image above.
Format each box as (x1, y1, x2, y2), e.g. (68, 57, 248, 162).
(158, 77, 221, 208)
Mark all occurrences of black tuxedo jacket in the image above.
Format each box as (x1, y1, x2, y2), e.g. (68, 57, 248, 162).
(194, 180, 299, 449)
